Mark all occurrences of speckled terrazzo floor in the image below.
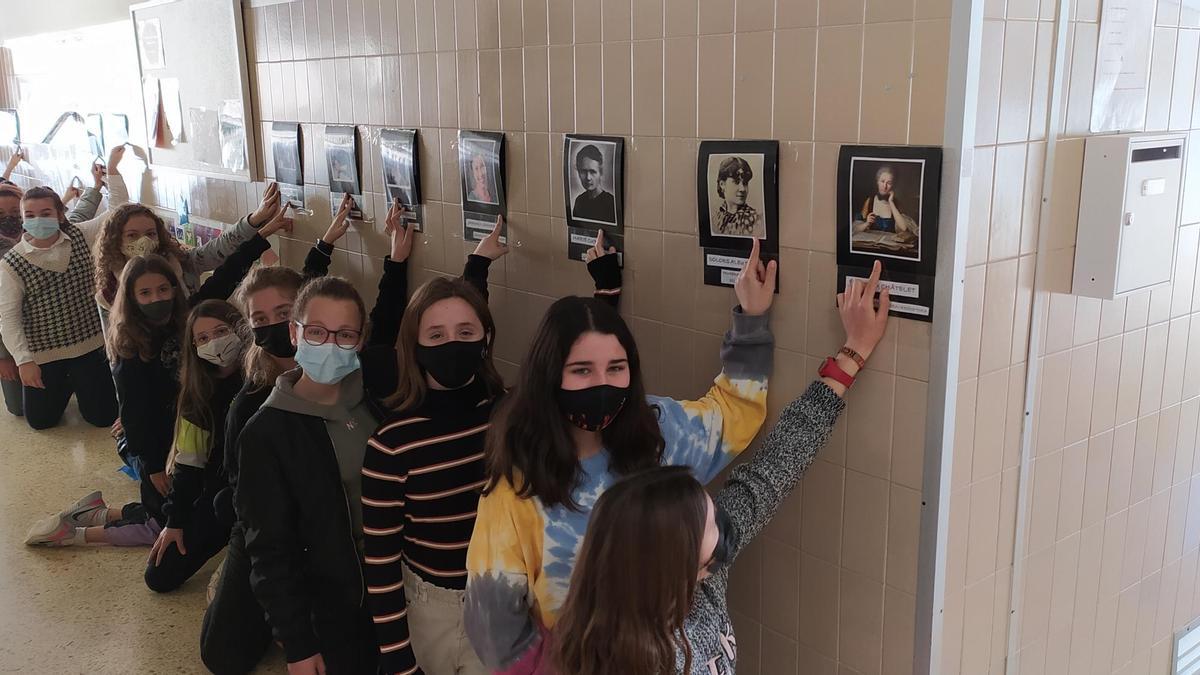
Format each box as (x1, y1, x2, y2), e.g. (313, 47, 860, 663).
(0, 402, 286, 674)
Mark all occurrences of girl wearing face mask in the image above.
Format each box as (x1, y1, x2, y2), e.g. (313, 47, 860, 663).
(92, 181, 286, 330)
(0, 172, 129, 430)
(143, 300, 251, 593)
(464, 238, 778, 673)
(550, 264, 891, 675)
(22, 212, 288, 548)
(360, 276, 504, 675)
(234, 207, 505, 675)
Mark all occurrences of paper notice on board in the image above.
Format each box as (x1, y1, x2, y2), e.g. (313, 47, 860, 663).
(1091, 0, 1156, 132)
(138, 18, 165, 70)
(160, 78, 184, 144)
(218, 100, 246, 172)
(189, 108, 221, 166)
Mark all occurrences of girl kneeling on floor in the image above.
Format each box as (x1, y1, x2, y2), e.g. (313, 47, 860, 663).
(23, 210, 288, 548)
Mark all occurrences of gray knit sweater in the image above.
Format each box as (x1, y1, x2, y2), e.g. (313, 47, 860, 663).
(677, 380, 846, 675)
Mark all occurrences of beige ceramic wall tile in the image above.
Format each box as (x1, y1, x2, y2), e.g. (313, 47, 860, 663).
(773, 29, 817, 142)
(972, 368, 1009, 481)
(996, 19, 1036, 144)
(1115, 329, 1148, 426)
(842, 469, 890, 582)
(800, 552, 842, 659)
(573, 44, 603, 133)
(844, 370, 896, 480)
(979, 259, 1020, 374)
(1064, 343, 1098, 445)
(1020, 142, 1046, 255)
(966, 147, 995, 267)
(548, 46, 575, 131)
(910, 19, 951, 145)
(801, 459, 844, 565)
(989, 143, 1028, 262)
(734, 33, 774, 138)
(839, 569, 885, 675)
(663, 37, 698, 137)
(952, 380, 978, 491)
(960, 573, 996, 674)
(891, 377, 927, 490)
(522, 47, 549, 131)
(697, 35, 735, 137)
(632, 40, 664, 136)
(975, 21, 1004, 145)
(697, 0, 734, 34)
(602, 43, 633, 135)
(859, 22, 914, 145)
(760, 538, 801, 636)
(886, 483, 922, 595)
(814, 25, 864, 142)
(602, 0, 632, 41)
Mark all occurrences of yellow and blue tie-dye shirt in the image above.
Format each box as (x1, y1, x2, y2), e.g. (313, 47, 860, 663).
(464, 307, 772, 673)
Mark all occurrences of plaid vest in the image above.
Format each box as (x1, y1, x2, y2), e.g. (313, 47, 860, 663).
(2, 224, 103, 354)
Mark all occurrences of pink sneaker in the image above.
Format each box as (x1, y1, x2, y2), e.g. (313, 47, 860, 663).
(61, 491, 107, 527)
(24, 514, 77, 546)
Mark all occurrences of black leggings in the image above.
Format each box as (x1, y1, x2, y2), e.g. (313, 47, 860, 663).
(200, 524, 272, 675)
(23, 348, 117, 430)
(143, 492, 234, 594)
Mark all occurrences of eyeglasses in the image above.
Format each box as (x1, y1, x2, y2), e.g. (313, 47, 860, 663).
(194, 325, 232, 347)
(294, 321, 361, 349)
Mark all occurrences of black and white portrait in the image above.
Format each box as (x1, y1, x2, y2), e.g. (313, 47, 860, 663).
(324, 125, 360, 197)
(706, 154, 766, 239)
(847, 157, 925, 261)
(271, 122, 302, 188)
(380, 128, 420, 207)
(459, 134, 502, 208)
(565, 137, 623, 228)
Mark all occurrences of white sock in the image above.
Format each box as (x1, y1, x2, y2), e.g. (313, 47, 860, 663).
(70, 527, 87, 546)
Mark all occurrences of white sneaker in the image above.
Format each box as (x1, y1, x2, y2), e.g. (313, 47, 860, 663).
(24, 514, 77, 546)
(61, 491, 107, 528)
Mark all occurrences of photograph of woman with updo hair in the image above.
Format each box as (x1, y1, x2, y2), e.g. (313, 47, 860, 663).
(708, 154, 766, 239)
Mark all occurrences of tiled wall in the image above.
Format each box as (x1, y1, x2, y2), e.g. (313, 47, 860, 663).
(942, 0, 1200, 673)
(4, 1, 953, 673)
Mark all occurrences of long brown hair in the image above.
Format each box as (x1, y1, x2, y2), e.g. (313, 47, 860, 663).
(95, 204, 185, 302)
(552, 466, 707, 675)
(168, 300, 248, 473)
(106, 255, 189, 363)
(385, 277, 503, 412)
(294, 276, 369, 333)
(484, 296, 664, 509)
(234, 265, 305, 391)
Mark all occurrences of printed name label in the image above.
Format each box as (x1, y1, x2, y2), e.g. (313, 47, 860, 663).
(845, 276, 921, 299)
(706, 253, 746, 269)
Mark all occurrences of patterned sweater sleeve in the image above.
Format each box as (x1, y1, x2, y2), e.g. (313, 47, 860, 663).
(464, 483, 546, 673)
(360, 428, 423, 675)
(715, 381, 845, 562)
(66, 186, 102, 224)
(654, 306, 773, 482)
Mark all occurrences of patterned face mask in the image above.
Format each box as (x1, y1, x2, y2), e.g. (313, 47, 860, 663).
(0, 215, 22, 241)
(121, 235, 159, 258)
(557, 384, 629, 432)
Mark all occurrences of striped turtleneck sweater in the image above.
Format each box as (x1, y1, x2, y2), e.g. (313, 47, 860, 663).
(361, 376, 499, 674)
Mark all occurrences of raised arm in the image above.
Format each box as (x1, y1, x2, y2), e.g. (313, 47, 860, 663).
(361, 430, 423, 675)
(301, 194, 355, 282)
(187, 207, 291, 306)
(657, 239, 778, 481)
(718, 261, 890, 561)
(464, 214, 509, 300)
(585, 230, 621, 308)
(76, 146, 130, 245)
(465, 483, 546, 674)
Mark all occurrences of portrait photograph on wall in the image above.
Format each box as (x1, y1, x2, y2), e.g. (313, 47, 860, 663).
(458, 130, 506, 243)
(324, 124, 363, 219)
(836, 145, 942, 322)
(380, 127, 421, 230)
(271, 122, 304, 210)
(563, 134, 624, 262)
(696, 140, 780, 288)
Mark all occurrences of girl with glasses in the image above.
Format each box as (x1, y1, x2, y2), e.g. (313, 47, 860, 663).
(233, 208, 502, 675)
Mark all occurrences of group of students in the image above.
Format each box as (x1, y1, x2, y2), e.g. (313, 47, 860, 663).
(7, 144, 892, 675)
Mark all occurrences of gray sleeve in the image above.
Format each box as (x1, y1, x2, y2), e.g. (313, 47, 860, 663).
(66, 188, 103, 224)
(715, 381, 846, 563)
(185, 215, 257, 274)
(720, 306, 774, 381)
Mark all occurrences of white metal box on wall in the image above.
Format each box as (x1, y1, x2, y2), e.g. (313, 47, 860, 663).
(1072, 133, 1187, 300)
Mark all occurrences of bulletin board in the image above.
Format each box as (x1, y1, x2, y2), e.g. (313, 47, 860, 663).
(130, 0, 260, 181)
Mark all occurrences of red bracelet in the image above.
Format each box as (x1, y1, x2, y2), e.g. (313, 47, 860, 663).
(819, 356, 856, 388)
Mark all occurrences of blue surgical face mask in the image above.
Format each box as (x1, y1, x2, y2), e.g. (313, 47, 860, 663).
(294, 340, 361, 385)
(22, 216, 60, 239)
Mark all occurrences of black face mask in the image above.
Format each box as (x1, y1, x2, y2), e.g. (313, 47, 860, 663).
(707, 505, 734, 573)
(139, 299, 174, 323)
(253, 320, 297, 358)
(414, 338, 485, 389)
(558, 384, 629, 432)
(0, 215, 21, 240)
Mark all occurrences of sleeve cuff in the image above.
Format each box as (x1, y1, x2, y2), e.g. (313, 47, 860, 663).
(384, 256, 408, 272)
(465, 253, 492, 278)
(314, 239, 335, 256)
(730, 305, 771, 337)
(283, 635, 321, 664)
(587, 254, 621, 291)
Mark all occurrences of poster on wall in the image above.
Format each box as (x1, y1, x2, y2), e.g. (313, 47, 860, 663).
(380, 127, 422, 231)
(1091, 0, 1155, 133)
(218, 99, 247, 172)
(458, 130, 506, 244)
(271, 122, 305, 211)
(188, 108, 221, 167)
(137, 18, 166, 70)
(324, 124, 364, 220)
(836, 145, 943, 322)
(563, 134, 624, 263)
(696, 140, 780, 289)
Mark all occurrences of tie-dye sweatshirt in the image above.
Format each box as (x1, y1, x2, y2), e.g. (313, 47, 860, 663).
(464, 306, 772, 673)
